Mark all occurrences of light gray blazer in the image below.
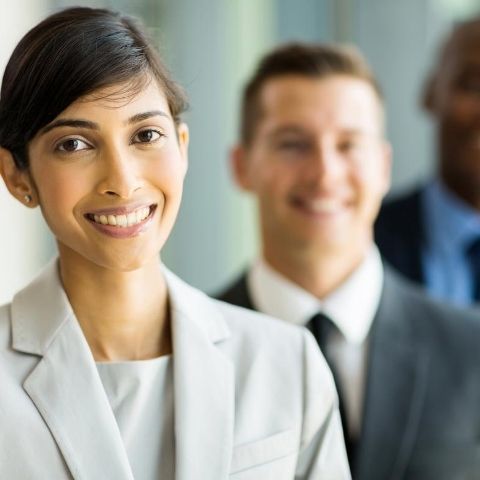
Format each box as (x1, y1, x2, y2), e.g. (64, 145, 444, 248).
(0, 260, 350, 479)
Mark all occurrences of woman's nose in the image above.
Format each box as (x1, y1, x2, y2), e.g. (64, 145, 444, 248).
(96, 148, 142, 198)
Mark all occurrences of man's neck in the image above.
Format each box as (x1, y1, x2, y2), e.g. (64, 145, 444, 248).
(263, 241, 370, 299)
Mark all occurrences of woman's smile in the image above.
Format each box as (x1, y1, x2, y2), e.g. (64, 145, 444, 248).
(85, 203, 157, 238)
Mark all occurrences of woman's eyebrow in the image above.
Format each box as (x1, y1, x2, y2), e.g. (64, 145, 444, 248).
(39, 110, 170, 136)
(127, 110, 170, 125)
(40, 119, 98, 135)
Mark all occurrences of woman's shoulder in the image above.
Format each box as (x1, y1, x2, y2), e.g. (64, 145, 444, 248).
(212, 298, 323, 362)
(0, 302, 10, 342)
(0, 302, 12, 347)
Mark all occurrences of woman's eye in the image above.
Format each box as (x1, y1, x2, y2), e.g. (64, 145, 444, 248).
(56, 138, 90, 152)
(133, 129, 163, 144)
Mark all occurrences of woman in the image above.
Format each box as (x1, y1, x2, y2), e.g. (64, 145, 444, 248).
(0, 7, 349, 479)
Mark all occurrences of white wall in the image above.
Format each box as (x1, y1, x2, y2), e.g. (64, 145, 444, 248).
(0, 0, 54, 305)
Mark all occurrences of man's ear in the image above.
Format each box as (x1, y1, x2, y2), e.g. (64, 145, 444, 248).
(0, 148, 38, 207)
(230, 144, 254, 192)
(421, 73, 437, 115)
(380, 140, 392, 197)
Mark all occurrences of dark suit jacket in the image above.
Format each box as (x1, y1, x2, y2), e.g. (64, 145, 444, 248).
(217, 266, 480, 480)
(374, 187, 425, 284)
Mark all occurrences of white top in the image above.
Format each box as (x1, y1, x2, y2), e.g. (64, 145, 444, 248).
(97, 356, 174, 480)
(248, 246, 383, 439)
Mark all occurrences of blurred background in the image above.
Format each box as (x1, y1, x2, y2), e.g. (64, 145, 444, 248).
(1, 0, 479, 303)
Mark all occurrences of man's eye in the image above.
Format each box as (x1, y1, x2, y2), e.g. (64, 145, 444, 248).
(56, 138, 90, 152)
(133, 129, 162, 143)
(338, 140, 360, 153)
(460, 81, 480, 94)
(277, 140, 309, 152)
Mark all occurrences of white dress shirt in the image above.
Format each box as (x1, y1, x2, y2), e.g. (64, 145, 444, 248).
(97, 356, 174, 480)
(247, 246, 383, 439)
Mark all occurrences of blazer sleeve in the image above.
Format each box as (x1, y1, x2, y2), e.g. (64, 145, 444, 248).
(295, 330, 352, 479)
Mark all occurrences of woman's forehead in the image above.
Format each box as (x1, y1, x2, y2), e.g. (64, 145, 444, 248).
(60, 77, 171, 117)
(80, 76, 165, 106)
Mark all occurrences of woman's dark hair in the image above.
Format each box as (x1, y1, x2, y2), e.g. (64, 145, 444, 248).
(0, 7, 188, 169)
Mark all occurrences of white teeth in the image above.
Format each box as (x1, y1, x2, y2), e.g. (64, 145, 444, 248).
(91, 206, 151, 227)
(117, 215, 127, 227)
(127, 212, 136, 226)
(307, 199, 340, 213)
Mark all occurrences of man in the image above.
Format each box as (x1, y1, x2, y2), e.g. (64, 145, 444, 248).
(375, 18, 480, 306)
(218, 42, 480, 479)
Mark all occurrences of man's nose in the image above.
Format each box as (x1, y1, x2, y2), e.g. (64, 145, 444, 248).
(307, 143, 344, 186)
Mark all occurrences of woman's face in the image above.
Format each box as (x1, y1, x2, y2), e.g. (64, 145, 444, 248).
(25, 78, 188, 271)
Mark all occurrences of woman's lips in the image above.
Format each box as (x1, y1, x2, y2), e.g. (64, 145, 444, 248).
(84, 204, 157, 238)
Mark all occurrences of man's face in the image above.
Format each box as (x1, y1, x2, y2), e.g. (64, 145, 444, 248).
(427, 29, 480, 206)
(233, 74, 390, 260)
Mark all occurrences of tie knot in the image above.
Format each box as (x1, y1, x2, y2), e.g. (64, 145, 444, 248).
(307, 312, 336, 351)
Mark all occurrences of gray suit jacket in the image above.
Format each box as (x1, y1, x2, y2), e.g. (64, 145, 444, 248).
(0, 260, 350, 479)
(218, 266, 480, 480)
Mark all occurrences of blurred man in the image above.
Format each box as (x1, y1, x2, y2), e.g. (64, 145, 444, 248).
(218, 43, 480, 479)
(375, 18, 480, 306)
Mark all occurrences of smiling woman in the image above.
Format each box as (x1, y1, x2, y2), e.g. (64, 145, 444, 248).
(0, 7, 350, 480)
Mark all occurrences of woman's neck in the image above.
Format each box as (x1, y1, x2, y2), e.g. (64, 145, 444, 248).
(58, 248, 170, 361)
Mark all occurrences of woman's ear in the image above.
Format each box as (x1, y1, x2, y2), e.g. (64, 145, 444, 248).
(0, 148, 38, 207)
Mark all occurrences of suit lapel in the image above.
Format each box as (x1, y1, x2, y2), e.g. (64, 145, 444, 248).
(165, 269, 235, 480)
(216, 272, 254, 309)
(354, 269, 429, 480)
(12, 260, 133, 480)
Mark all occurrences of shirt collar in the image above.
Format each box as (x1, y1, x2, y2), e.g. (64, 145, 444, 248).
(423, 179, 480, 250)
(247, 245, 383, 345)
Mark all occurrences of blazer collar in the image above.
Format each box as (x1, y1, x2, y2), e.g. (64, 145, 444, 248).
(11, 259, 235, 480)
(12, 259, 134, 479)
(12, 259, 232, 354)
(166, 268, 234, 479)
(11, 258, 71, 356)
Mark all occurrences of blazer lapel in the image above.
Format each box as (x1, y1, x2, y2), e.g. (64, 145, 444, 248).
(354, 269, 429, 480)
(165, 269, 235, 480)
(12, 260, 133, 480)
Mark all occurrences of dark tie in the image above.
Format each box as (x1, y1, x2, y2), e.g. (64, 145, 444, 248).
(307, 312, 356, 465)
(465, 237, 480, 302)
